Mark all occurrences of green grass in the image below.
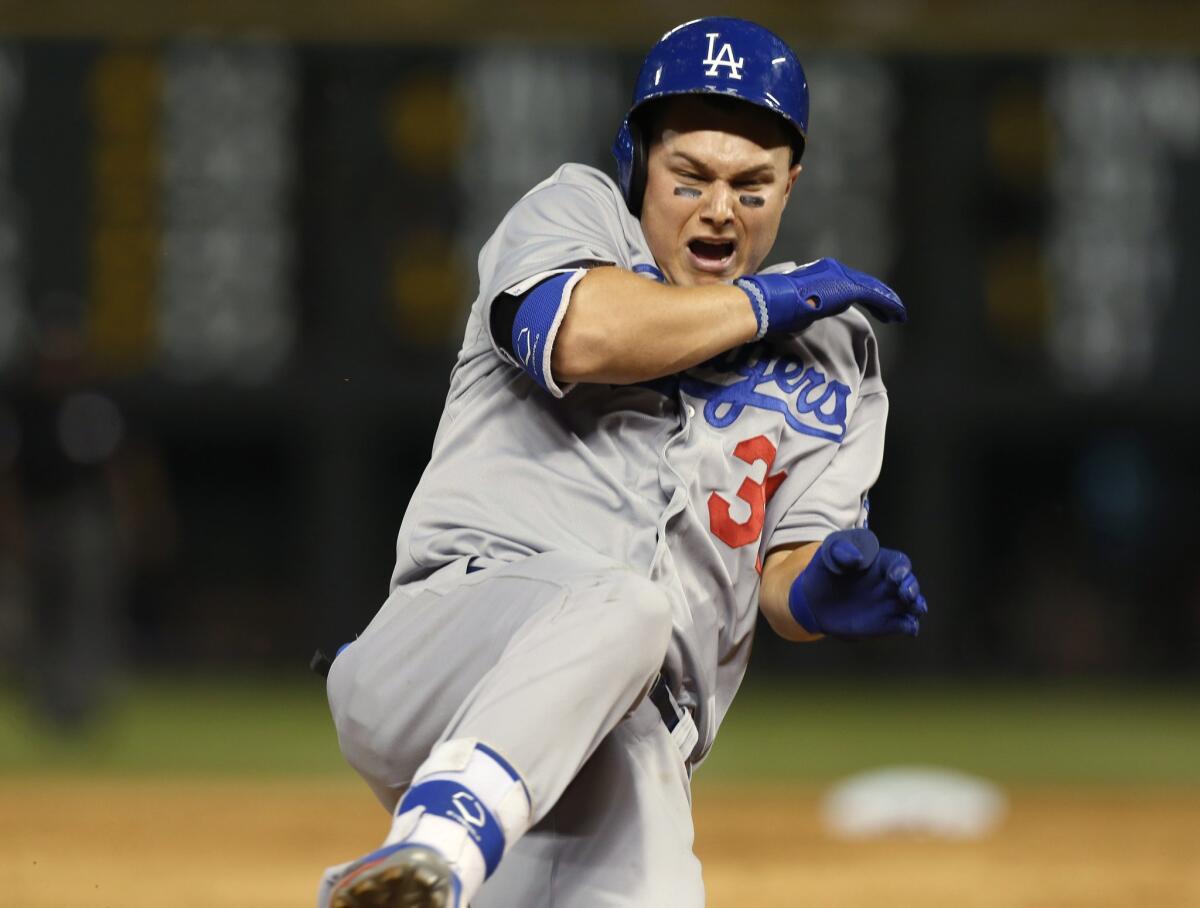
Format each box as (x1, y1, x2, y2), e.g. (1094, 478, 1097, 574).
(0, 676, 345, 775)
(2, 676, 1198, 785)
(700, 680, 1200, 785)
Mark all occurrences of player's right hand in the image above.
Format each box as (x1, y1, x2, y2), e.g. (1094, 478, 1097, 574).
(787, 528, 927, 640)
(735, 258, 907, 338)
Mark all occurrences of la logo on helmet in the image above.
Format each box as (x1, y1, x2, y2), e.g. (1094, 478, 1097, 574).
(703, 33, 744, 80)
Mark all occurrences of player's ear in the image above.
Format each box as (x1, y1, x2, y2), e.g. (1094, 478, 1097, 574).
(781, 162, 802, 206)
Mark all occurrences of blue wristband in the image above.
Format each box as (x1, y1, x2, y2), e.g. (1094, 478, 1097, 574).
(735, 276, 770, 341)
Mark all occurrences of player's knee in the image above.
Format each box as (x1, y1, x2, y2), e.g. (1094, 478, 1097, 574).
(332, 698, 427, 801)
(326, 647, 423, 795)
(603, 571, 673, 673)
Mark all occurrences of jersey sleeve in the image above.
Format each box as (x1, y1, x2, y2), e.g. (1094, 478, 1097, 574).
(474, 170, 631, 396)
(763, 386, 888, 551)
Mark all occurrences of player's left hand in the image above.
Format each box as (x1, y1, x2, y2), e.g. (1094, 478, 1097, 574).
(787, 528, 927, 639)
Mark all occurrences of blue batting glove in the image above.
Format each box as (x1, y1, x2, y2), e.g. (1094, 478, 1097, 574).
(736, 258, 907, 340)
(787, 528, 928, 640)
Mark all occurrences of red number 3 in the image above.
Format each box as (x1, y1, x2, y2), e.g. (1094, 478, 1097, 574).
(708, 435, 788, 549)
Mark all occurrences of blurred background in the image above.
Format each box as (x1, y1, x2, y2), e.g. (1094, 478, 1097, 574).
(0, 2, 1198, 906)
(1, 0, 1198, 707)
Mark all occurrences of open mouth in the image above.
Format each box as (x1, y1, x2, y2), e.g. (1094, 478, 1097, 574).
(686, 238, 736, 272)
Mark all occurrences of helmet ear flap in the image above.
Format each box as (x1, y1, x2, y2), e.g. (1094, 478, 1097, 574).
(613, 115, 649, 217)
(626, 116, 648, 218)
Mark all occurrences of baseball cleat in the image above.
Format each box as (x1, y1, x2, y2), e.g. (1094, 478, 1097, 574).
(321, 843, 462, 908)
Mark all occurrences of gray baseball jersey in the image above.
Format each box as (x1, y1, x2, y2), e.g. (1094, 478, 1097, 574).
(391, 162, 886, 764)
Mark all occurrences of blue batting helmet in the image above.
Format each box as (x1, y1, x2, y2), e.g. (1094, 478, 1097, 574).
(612, 17, 809, 215)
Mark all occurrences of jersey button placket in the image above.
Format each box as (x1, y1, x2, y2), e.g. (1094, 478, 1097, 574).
(651, 399, 694, 577)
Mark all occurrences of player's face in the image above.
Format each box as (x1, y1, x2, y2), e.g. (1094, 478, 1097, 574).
(640, 97, 801, 287)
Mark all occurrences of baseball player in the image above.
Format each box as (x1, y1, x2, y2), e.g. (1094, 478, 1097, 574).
(318, 17, 927, 908)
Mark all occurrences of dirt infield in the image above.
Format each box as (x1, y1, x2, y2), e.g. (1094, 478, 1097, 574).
(4, 774, 1198, 907)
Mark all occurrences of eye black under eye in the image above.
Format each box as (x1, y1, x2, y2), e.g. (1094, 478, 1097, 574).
(739, 194, 765, 208)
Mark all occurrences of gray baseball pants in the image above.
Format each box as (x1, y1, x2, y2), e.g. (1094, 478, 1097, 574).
(325, 550, 706, 907)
